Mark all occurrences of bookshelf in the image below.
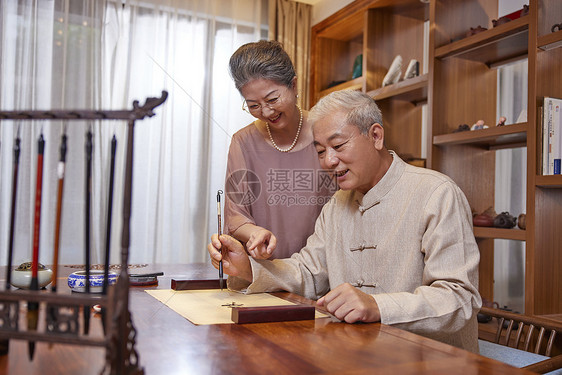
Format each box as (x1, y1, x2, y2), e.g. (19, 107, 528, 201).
(309, 0, 429, 161)
(429, 0, 562, 317)
(532, 0, 562, 317)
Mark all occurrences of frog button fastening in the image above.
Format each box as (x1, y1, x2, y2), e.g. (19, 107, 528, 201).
(351, 280, 377, 288)
(350, 243, 377, 252)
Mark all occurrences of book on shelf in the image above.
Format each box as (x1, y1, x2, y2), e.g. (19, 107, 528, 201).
(541, 97, 562, 175)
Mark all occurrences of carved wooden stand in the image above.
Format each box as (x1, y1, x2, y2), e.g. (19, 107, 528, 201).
(0, 91, 168, 374)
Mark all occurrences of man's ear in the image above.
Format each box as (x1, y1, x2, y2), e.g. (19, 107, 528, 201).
(369, 123, 384, 150)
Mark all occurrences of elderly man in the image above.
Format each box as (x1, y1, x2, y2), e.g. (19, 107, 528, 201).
(208, 90, 481, 352)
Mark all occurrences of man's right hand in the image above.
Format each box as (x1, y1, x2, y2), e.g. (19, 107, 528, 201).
(208, 234, 253, 282)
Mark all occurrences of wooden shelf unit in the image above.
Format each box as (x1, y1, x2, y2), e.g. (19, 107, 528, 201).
(311, 0, 562, 319)
(319, 77, 364, 99)
(434, 15, 529, 66)
(429, 0, 562, 317)
(473, 227, 526, 241)
(366, 74, 428, 104)
(433, 122, 527, 149)
(538, 30, 562, 51)
(536, 175, 562, 188)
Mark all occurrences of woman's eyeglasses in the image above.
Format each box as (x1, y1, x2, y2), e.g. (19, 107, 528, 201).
(242, 92, 284, 115)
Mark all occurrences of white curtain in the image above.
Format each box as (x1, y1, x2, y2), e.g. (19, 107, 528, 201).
(492, 0, 529, 313)
(494, 59, 527, 313)
(0, 0, 106, 268)
(0, 0, 267, 268)
(268, 0, 311, 108)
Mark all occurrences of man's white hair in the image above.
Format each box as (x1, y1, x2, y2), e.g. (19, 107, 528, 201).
(308, 90, 383, 134)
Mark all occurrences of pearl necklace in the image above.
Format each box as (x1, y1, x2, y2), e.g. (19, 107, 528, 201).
(266, 105, 303, 153)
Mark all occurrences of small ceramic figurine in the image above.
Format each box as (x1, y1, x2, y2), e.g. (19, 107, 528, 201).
(404, 59, 419, 79)
(466, 25, 487, 37)
(492, 16, 511, 27)
(473, 207, 496, 227)
(517, 213, 526, 230)
(351, 54, 363, 79)
(493, 5, 529, 27)
(471, 120, 488, 130)
(496, 116, 507, 126)
(382, 55, 402, 87)
(494, 212, 517, 229)
(453, 124, 470, 133)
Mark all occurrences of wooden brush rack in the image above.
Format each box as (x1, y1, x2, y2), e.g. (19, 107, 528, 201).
(0, 91, 168, 374)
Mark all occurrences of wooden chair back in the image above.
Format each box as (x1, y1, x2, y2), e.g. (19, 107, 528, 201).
(479, 306, 562, 373)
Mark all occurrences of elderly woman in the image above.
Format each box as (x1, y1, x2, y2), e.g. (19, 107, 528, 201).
(224, 40, 335, 259)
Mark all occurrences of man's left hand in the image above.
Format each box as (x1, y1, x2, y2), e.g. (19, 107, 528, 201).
(317, 283, 381, 323)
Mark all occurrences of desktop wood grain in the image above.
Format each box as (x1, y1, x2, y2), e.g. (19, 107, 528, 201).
(0, 264, 533, 375)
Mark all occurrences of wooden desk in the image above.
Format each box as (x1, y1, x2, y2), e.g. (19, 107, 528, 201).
(0, 264, 532, 374)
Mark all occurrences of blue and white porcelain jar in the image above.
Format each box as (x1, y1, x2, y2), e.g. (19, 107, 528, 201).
(67, 270, 118, 293)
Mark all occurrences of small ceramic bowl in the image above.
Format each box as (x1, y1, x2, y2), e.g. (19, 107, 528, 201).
(10, 268, 53, 289)
(67, 270, 119, 293)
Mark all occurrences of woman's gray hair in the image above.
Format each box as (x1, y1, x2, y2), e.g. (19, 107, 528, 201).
(308, 90, 383, 134)
(229, 40, 296, 92)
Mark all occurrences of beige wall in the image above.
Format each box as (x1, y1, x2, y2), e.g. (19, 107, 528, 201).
(311, 0, 354, 25)
(296, 0, 354, 26)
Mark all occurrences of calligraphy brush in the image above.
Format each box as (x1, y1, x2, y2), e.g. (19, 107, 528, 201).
(1, 126, 21, 356)
(6, 126, 21, 290)
(83, 126, 93, 335)
(51, 125, 67, 294)
(47, 126, 68, 347)
(101, 134, 117, 332)
(28, 130, 45, 360)
(217, 190, 224, 291)
(0, 133, 4, 357)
